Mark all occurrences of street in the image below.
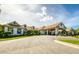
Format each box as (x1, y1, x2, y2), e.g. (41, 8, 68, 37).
(0, 35, 79, 54)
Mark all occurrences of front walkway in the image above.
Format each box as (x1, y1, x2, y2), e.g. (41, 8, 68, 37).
(0, 35, 79, 54)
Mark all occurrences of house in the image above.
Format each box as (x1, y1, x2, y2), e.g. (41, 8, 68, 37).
(0, 21, 27, 35)
(66, 28, 75, 35)
(26, 26, 35, 30)
(39, 22, 67, 35)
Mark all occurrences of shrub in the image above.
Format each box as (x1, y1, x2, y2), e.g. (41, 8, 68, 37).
(33, 30, 40, 35)
(3, 32, 11, 38)
(27, 30, 40, 35)
(0, 31, 4, 38)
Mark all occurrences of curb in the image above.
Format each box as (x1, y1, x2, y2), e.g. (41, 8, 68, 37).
(54, 40, 79, 49)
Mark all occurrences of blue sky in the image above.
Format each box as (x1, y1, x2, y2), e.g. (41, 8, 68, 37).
(63, 4, 79, 13)
(0, 4, 79, 29)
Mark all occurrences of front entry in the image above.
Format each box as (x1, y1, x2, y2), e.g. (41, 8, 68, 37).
(58, 30, 66, 36)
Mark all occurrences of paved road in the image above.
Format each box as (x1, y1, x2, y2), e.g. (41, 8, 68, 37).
(0, 35, 79, 54)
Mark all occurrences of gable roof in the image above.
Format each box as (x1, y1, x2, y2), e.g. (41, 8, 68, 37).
(66, 28, 74, 32)
(39, 22, 64, 30)
(2, 21, 25, 29)
(7, 21, 20, 27)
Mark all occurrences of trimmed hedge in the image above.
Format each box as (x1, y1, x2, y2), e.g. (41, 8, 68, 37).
(0, 31, 12, 38)
(26, 30, 40, 36)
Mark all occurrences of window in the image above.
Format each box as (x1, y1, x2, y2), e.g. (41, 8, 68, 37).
(8, 27, 13, 34)
(17, 28, 21, 34)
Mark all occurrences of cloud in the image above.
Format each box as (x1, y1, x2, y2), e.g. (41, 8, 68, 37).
(49, 5, 69, 23)
(36, 6, 54, 22)
(0, 4, 79, 28)
(41, 6, 47, 15)
(40, 16, 53, 22)
(0, 4, 41, 25)
(0, 4, 69, 27)
(64, 16, 79, 29)
(62, 10, 79, 29)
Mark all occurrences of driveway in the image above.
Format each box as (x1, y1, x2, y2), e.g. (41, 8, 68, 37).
(0, 35, 79, 54)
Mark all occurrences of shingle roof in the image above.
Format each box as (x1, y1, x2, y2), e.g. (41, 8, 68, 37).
(66, 28, 74, 32)
(3, 21, 25, 29)
(39, 22, 63, 30)
(7, 21, 20, 27)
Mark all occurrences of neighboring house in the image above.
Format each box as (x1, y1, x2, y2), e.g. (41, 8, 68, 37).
(39, 22, 75, 35)
(38, 22, 75, 36)
(39, 22, 67, 35)
(66, 28, 75, 35)
(26, 26, 35, 30)
(0, 21, 27, 35)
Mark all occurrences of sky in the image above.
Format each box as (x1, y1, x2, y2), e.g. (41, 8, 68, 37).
(0, 4, 79, 29)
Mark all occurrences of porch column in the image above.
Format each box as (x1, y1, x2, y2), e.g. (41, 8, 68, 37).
(46, 30, 49, 35)
(21, 29, 24, 35)
(13, 27, 17, 35)
(55, 28, 58, 35)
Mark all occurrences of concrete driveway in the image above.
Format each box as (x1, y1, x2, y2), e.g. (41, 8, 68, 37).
(0, 35, 79, 54)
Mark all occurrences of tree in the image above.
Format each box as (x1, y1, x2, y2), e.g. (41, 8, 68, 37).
(75, 28, 79, 35)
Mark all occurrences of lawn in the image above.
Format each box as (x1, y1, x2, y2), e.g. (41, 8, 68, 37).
(73, 35, 79, 38)
(0, 35, 32, 41)
(60, 39, 79, 45)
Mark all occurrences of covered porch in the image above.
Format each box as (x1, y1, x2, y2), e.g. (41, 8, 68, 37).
(42, 28, 67, 36)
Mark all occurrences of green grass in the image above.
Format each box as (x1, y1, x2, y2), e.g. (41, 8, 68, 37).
(73, 35, 79, 38)
(0, 35, 32, 41)
(60, 39, 79, 45)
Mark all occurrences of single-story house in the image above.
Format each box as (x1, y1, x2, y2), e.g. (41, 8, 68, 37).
(38, 22, 75, 35)
(0, 21, 27, 35)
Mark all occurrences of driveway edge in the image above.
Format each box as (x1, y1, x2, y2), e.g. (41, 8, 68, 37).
(54, 40, 79, 49)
